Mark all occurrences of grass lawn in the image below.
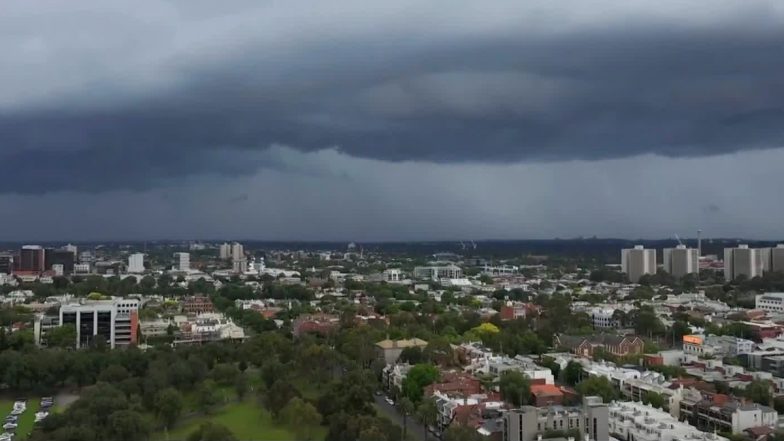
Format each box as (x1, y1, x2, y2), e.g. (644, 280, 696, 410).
(153, 399, 325, 441)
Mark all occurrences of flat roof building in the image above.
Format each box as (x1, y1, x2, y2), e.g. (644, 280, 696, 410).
(621, 245, 656, 283)
(663, 245, 698, 278)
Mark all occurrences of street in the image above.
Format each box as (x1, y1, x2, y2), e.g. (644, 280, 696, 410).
(373, 394, 429, 441)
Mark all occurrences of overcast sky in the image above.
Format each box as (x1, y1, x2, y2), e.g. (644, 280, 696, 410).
(2, 0, 783, 241)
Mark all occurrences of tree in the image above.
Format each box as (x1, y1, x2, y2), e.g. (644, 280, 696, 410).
(397, 397, 415, 439)
(576, 376, 617, 403)
(106, 410, 150, 441)
(264, 380, 301, 417)
(187, 422, 238, 441)
(46, 324, 76, 349)
(209, 363, 240, 386)
(154, 388, 183, 430)
(563, 361, 582, 386)
(499, 370, 531, 406)
(402, 364, 440, 403)
(279, 397, 322, 440)
(399, 346, 424, 364)
(643, 391, 665, 409)
(416, 398, 438, 441)
(745, 379, 772, 405)
(234, 372, 248, 400)
(196, 379, 221, 414)
(98, 364, 130, 383)
(443, 425, 485, 441)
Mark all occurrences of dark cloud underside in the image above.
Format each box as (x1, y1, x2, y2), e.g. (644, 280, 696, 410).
(1, 1, 784, 193)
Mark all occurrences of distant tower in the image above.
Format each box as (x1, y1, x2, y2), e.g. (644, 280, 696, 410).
(697, 229, 702, 257)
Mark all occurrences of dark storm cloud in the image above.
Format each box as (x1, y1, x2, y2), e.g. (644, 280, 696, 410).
(2, 0, 784, 193)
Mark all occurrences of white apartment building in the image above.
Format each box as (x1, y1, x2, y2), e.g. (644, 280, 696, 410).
(621, 245, 656, 283)
(609, 401, 728, 441)
(756, 292, 784, 313)
(663, 245, 699, 278)
(724, 245, 765, 281)
(174, 252, 190, 272)
(73, 263, 91, 274)
(589, 307, 619, 329)
(128, 253, 144, 273)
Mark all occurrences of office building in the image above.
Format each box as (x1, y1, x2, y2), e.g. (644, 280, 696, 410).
(724, 245, 765, 281)
(63, 244, 78, 260)
(35, 299, 139, 349)
(413, 265, 463, 280)
(769, 244, 784, 273)
(51, 264, 64, 277)
(755, 292, 784, 313)
(73, 263, 91, 274)
(0, 254, 13, 274)
(45, 248, 75, 275)
(621, 245, 656, 283)
(504, 396, 608, 441)
(128, 253, 144, 273)
(15, 245, 45, 274)
(174, 252, 190, 272)
(663, 245, 698, 278)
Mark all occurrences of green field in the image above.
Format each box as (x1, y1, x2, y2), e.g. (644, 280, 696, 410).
(153, 400, 325, 441)
(0, 397, 44, 440)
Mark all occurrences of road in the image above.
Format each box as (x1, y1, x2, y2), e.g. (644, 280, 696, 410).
(373, 394, 429, 441)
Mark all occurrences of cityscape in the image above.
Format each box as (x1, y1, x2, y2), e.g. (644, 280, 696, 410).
(3, 1, 784, 441)
(1, 239, 784, 441)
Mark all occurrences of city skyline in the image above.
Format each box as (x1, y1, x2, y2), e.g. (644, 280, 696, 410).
(2, 1, 784, 240)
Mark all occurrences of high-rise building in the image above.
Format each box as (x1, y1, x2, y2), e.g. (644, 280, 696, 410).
(52, 264, 64, 277)
(128, 253, 145, 273)
(15, 245, 45, 274)
(504, 396, 608, 441)
(663, 245, 699, 278)
(174, 252, 190, 272)
(45, 248, 75, 275)
(621, 245, 656, 283)
(219, 243, 231, 260)
(63, 244, 78, 261)
(770, 244, 784, 273)
(0, 254, 13, 274)
(35, 299, 139, 349)
(724, 245, 765, 281)
(230, 242, 246, 273)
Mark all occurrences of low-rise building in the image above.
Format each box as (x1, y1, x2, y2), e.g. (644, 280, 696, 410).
(609, 401, 728, 441)
(755, 292, 784, 313)
(375, 338, 428, 365)
(182, 296, 214, 315)
(292, 313, 340, 337)
(554, 334, 644, 358)
(504, 396, 608, 441)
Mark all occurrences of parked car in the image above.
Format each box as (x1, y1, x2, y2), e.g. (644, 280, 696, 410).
(385, 397, 394, 405)
(2, 423, 16, 431)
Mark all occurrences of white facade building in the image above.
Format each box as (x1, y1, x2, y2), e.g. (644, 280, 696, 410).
(174, 252, 190, 272)
(413, 265, 463, 280)
(663, 245, 699, 278)
(35, 299, 140, 349)
(383, 269, 402, 282)
(621, 245, 656, 283)
(128, 253, 144, 273)
(589, 307, 619, 329)
(609, 401, 728, 441)
(724, 245, 765, 281)
(756, 292, 784, 313)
